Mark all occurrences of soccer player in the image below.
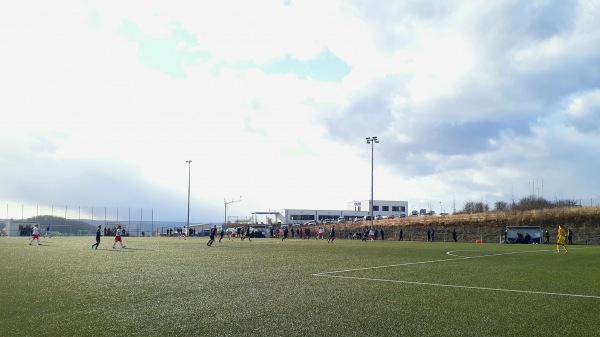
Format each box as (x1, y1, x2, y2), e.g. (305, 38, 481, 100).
(112, 225, 126, 249)
(45, 225, 51, 238)
(556, 224, 568, 253)
(327, 225, 335, 243)
(92, 225, 101, 250)
(219, 227, 225, 242)
(207, 225, 217, 246)
(29, 224, 41, 245)
(179, 226, 187, 240)
(246, 226, 251, 242)
(282, 226, 288, 241)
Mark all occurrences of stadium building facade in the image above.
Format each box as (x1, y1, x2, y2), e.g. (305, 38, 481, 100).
(252, 200, 408, 225)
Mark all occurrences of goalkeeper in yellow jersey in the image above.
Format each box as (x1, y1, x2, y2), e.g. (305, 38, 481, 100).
(556, 224, 568, 253)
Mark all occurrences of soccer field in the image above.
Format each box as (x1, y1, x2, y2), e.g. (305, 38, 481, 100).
(1, 236, 599, 337)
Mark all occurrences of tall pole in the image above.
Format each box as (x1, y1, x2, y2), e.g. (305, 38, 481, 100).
(224, 196, 242, 227)
(366, 136, 379, 229)
(186, 160, 192, 230)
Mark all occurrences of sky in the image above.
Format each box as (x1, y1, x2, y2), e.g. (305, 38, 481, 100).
(1, 0, 600, 223)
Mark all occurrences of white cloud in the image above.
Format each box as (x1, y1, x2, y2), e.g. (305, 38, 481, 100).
(1, 0, 600, 222)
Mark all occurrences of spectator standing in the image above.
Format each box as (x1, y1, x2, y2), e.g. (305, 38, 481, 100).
(568, 229, 573, 245)
(452, 229, 457, 242)
(545, 230, 550, 244)
(380, 228, 385, 240)
(399, 228, 403, 241)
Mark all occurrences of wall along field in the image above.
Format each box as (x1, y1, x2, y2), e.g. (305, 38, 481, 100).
(1, 236, 599, 336)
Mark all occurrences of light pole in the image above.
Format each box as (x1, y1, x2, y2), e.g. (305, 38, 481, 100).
(366, 136, 379, 229)
(224, 196, 242, 228)
(186, 160, 192, 231)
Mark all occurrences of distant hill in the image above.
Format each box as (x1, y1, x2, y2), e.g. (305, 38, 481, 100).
(26, 215, 95, 234)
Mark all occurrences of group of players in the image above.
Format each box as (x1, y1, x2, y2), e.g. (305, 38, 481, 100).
(26, 223, 572, 252)
(27, 224, 125, 249)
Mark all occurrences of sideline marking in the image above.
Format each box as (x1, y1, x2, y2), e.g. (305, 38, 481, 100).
(312, 247, 600, 299)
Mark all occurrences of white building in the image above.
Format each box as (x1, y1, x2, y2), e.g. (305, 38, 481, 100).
(348, 200, 408, 216)
(3, 220, 39, 237)
(252, 200, 408, 225)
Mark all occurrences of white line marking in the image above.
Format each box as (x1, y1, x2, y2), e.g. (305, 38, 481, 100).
(313, 247, 600, 299)
(313, 274, 600, 299)
(313, 249, 546, 276)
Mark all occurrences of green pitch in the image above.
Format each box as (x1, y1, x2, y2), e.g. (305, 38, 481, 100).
(1, 236, 599, 336)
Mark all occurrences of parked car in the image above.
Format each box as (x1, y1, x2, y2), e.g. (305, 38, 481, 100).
(322, 219, 334, 224)
(375, 215, 383, 220)
(383, 215, 395, 219)
(304, 221, 316, 226)
(337, 217, 346, 223)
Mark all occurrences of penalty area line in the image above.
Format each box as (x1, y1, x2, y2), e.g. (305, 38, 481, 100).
(313, 274, 600, 300)
(315, 247, 595, 276)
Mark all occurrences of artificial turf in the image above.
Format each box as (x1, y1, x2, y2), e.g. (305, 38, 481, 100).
(1, 236, 599, 336)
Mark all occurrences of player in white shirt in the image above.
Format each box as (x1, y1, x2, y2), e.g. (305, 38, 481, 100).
(112, 225, 126, 249)
(318, 227, 325, 240)
(29, 224, 41, 245)
(179, 226, 188, 240)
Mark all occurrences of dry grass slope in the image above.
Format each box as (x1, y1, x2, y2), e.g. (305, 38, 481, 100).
(340, 207, 600, 243)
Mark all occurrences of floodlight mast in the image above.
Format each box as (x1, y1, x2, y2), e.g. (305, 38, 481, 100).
(224, 196, 242, 228)
(366, 136, 379, 230)
(186, 160, 192, 231)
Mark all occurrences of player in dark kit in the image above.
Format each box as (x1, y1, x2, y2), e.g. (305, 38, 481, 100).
(246, 226, 252, 242)
(328, 225, 335, 243)
(282, 227, 288, 241)
(362, 227, 368, 242)
(219, 227, 225, 242)
(207, 225, 217, 246)
(92, 225, 101, 250)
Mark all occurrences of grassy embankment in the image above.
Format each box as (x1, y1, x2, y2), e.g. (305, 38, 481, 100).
(338, 207, 600, 243)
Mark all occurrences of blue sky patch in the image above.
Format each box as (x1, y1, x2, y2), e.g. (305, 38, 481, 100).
(258, 48, 350, 82)
(119, 21, 209, 78)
